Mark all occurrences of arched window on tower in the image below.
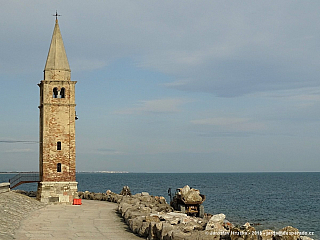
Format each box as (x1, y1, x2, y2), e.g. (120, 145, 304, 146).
(53, 87, 58, 98)
(57, 163, 61, 172)
(60, 88, 65, 98)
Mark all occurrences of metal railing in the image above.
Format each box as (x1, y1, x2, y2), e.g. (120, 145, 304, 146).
(9, 172, 40, 189)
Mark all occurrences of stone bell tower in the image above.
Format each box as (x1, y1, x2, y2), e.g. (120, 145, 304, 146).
(37, 16, 78, 204)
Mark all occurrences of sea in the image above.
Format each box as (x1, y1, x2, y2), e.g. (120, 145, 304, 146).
(1, 172, 319, 239)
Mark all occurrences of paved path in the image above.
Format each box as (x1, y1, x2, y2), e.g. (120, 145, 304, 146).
(14, 200, 145, 240)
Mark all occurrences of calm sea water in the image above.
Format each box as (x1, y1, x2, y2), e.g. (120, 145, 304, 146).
(1, 172, 319, 239)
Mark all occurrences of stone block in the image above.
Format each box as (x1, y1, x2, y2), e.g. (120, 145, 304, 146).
(49, 197, 59, 202)
(60, 195, 69, 202)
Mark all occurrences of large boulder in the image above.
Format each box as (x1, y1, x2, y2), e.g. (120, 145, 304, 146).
(171, 229, 193, 240)
(179, 220, 203, 233)
(180, 185, 191, 196)
(230, 227, 244, 240)
(128, 216, 145, 234)
(94, 192, 104, 200)
(148, 221, 162, 240)
(241, 222, 258, 240)
(118, 202, 133, 216)
(230, 223, 258, 240)
(178, 185, 203, 203)
(157, 203, 174, 213)
(124, 209, 149, 223)
(274, 226, 300, 240)
(138, 222, 150, 237)
(83, 190, 90, 199)
(155, 196, 167, 204)
(160, 222, 174, 240)
(183, 190, 203, 202)
(205, 213, 226, 232)
(145, 215, 161, 223)
(109, 193, 123, 203)
(77, 191, 83, 199)
(153, 212, 188, 225)
(260, 229, 274, 240)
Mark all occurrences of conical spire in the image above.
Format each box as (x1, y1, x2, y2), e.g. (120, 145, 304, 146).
(44, 19, 71, 81)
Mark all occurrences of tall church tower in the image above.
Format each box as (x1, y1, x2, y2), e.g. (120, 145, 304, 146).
(37, 17, 78, 204)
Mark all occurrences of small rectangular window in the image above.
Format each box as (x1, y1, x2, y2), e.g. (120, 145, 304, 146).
(57, 141, 61, 150)
(57, 163, 61, 172)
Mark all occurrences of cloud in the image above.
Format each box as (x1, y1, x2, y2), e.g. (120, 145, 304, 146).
(114, 98, 191, 115)
(2, 1, 320, 172)
(258, 87, 320, 109)
(132, 2, 320, 97)
(163, 57, 317, 97)
(2, 1, 320, 97)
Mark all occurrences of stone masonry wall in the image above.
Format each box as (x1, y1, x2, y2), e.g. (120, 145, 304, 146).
(37, 181, 78, 204)
(39, 80, 76, 182)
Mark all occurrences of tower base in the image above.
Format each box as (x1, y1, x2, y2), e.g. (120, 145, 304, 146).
(37, 182, 78, 205)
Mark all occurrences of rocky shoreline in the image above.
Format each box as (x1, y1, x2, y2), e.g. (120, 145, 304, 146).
(77, 188, 315, 240)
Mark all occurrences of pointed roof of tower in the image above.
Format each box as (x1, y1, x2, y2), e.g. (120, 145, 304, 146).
(44, 19, 70, 71)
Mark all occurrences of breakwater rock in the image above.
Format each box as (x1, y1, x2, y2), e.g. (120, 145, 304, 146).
(12, 189, 37, 198)
(78, 187, 313, 240)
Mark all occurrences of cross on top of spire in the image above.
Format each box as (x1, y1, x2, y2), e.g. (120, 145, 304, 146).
(45, 11, 70, 73)
(53, 11, 61, 23)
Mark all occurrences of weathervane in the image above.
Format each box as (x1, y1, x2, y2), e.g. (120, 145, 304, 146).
(53, 10, 61, 23)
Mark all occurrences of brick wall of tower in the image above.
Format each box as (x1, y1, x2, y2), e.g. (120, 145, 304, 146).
(39, 80, 76, 182)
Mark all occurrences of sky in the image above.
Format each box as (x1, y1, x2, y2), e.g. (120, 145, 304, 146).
(1, 1, 320, 173)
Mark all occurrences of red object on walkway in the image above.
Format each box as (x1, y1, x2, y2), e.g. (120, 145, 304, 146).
(73, 198, 82, 205)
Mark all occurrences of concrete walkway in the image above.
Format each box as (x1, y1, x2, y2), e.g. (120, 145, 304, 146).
(14, 200, 145, 240)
